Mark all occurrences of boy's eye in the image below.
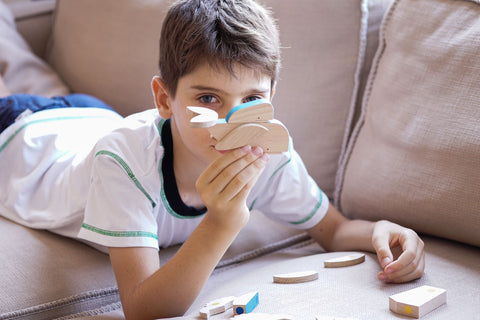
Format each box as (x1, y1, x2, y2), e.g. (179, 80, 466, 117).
(199, 95, 218, 104)
(244, 96, 261, 103)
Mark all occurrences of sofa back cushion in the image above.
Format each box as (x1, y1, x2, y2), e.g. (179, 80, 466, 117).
(336, 0, 480, 247)
(47, 0, 387, 198)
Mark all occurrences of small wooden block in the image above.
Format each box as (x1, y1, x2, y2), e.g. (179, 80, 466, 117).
(323, 253, 365, 268)
(209, 120, 289, 153)
(273, 270, 319, 284)
(226, 100, 274, 123)
(232, 313, 294, 320)
(187, 106, 218, 128)
(389, 285, 446, 318)
(233, 291, 259, 315)
(199, 296, 235, 318)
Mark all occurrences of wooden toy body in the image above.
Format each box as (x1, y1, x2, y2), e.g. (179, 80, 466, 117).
(187, 99, 289, 153)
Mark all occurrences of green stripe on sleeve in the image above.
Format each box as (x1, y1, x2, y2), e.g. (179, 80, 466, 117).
(81, 223, 158, 239)
(289, 188, 323, 225)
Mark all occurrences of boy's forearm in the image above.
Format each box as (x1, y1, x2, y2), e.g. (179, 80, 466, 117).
(307, 204, 375, 253)
(328, 219, 376, 252)
(122, 216, 242, 319)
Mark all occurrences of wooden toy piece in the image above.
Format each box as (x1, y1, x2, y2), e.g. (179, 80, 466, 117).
(187, 99, 289, 153)
(233, 291, 259, 315)
(209, 120, 289, 153)
(323, 253, 365, 268)
(389, 285, 446, 318)
(199, 295, 235, 318)
(215, 123, 269, 151)
(231, 313, 295, 320)
(186, 106, 218, 128)
(273, 270, 319, 284)
(226, 99, 273, 123)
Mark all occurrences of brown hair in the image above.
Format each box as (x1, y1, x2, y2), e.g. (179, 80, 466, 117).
(159, 0, 281, 96)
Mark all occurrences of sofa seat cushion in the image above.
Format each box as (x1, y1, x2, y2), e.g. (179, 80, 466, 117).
(0, 217, 119, 320)
(187, 236, 480, 319)
(335, 0, 480, 247)
(0, 209, 308, 319)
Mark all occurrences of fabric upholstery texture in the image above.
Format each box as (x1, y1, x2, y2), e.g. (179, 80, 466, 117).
(0, 1, 68, 97)
(336, 0, 480, 247)
(46, 0, 376, 198)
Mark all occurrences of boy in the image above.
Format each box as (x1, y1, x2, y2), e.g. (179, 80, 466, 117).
(0, 0, 425, 318)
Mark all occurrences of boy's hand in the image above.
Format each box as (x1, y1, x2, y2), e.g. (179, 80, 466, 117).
(372, 220, 425, 283)
(196, 145, 269, 231)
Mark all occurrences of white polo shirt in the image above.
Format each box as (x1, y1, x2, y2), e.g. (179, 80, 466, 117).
(0, 108, 328, 253)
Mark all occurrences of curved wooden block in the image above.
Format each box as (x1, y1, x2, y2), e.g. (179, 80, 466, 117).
(273, 270, 319, 284)
(323, 253, 365, 268)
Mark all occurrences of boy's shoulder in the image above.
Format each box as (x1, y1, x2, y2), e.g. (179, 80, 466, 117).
(93, 108, 164, 167)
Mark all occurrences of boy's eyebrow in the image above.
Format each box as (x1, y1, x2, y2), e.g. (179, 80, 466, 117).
(190, 85, 271, 95)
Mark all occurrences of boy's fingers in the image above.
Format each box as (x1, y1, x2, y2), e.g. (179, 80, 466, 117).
(221, 155, 268, 202)
(198, 145, 251, 184)
(371, 228, 394, 268)
(378, 229, 425, 283)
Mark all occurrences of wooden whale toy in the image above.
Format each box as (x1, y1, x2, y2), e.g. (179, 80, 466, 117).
(187, 99, 289, 153)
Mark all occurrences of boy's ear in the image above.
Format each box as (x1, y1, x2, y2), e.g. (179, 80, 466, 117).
(151, 76, 172, 119)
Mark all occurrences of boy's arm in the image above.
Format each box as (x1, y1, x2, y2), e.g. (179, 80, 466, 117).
(307, 204, 425, 284)
(109, 216, 241, 319)
(109, 145, 269, 319)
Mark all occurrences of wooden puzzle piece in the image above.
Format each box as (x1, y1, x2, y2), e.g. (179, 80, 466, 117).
(323, 253, 365, 268)
(225, 99, 274, 123)
(209, 120, 289, 153)
(233, 291, 259, 315)
(273, 270, 319, 284)
(389, 285, 446, 318)
(199, 295, 235, 318)
(232, 313, 295, 320)
(186, 106, 218, 128)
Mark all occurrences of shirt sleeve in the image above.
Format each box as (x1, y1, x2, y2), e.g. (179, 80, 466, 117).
(247, 143, 329, 230)
(77, 148, 159, 250)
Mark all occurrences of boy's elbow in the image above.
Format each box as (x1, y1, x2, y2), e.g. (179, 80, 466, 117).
(122, 291, 188, 320)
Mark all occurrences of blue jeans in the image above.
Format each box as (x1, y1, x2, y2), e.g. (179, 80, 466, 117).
(0, 94, 116, 133)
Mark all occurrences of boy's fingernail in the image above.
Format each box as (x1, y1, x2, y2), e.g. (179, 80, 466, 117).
(261, 153, 270, 162)
(386, 267, 395, 274)
(241, 145, 251, 153)
(381, 257, 392, 267)
(252, 146, 263, 156)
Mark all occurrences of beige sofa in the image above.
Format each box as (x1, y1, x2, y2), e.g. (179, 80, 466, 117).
(1, 0, 479, 319)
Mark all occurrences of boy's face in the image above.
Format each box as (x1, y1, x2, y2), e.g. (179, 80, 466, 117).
(153, 62, 273, 168)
